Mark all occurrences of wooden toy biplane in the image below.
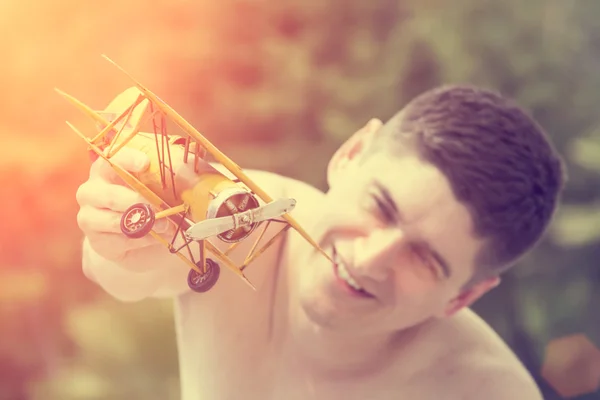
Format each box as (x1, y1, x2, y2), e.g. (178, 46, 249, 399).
(57, 54, 332, 293)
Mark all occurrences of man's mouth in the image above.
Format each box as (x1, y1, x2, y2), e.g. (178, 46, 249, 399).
(332, 246, 374, 298)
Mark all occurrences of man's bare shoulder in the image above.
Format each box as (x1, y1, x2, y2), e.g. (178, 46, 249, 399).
(210, 164, 322, 201)
(240, 168, 325, 216)
(414, 346, 542, 400)
(422, 310, 542, 399)
(437, 355, 543, 400)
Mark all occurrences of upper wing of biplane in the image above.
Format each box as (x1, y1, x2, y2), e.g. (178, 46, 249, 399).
(100, 54, 334, 264)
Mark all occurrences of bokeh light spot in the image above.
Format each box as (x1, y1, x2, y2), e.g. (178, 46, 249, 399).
(541, 334, 600, 398)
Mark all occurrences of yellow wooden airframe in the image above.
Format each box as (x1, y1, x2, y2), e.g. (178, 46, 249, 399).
(57, 54, 333, 293)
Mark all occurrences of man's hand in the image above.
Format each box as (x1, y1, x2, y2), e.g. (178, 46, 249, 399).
(76, 147, 175, 273)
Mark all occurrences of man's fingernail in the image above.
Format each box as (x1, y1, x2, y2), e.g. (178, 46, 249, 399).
(136, 155, 149, 171)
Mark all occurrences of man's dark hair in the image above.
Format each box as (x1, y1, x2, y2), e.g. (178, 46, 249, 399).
(375, 85, 566, 283)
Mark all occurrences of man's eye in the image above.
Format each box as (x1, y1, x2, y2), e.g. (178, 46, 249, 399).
(413, 248, 442, 278)
(371, 195, 396, 223)
(425, 258, 442, 278)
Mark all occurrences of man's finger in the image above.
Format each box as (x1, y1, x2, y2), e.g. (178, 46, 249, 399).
(76, 181, 147, 212)
(77, 206, 122, 234)
(89, 147, 150, 184)
(78, 205, 172, 235)
(86, 231, 164, 260)
(86, 231, 131, 261)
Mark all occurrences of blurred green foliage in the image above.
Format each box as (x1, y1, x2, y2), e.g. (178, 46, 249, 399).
(1, 0, 599, 399)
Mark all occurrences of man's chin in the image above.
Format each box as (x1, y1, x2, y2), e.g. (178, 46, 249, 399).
(299, 294, 328, 321)
(297, 294, 375, 334)
(297, 293, 344, 330)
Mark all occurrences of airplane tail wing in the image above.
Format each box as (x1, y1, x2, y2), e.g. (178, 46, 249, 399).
(96, 86, 149, 132)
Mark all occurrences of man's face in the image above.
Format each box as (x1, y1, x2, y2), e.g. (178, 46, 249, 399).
(295, 123, 495, 336)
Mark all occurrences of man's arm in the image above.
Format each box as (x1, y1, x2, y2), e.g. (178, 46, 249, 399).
(82, 236, 182, 301)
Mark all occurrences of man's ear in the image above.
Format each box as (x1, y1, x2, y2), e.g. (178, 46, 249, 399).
(327, 118, 383, 188)
(441, 276, 500, 318)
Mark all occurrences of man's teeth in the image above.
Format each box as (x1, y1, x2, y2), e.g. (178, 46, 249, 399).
(334, 253, 363, 291)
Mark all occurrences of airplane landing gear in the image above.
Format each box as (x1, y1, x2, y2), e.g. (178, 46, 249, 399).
(121, 203, 155, 238)
(188, 258, 220, 293)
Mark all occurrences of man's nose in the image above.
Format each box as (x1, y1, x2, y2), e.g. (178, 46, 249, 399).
(352, 228, 404, 281)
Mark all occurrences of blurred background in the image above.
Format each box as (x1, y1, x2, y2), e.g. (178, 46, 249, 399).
(0, 0, 599, 399)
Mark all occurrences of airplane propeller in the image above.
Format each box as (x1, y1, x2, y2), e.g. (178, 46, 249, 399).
(185, 197, 297, 242)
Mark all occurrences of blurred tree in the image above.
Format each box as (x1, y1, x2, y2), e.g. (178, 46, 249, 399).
(0, 0, 599, 399)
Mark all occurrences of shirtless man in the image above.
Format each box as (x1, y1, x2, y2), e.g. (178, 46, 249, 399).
(76, 85, 565, 399)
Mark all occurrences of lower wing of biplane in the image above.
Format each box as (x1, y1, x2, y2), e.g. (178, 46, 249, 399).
(56, 54, 333, 294)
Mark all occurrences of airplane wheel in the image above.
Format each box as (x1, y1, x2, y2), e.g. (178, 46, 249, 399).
(120, 203, 155, 239)
(188, 259, 220, 293)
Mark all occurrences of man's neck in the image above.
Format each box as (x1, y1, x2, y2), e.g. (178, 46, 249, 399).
(285, 308, 436, 380)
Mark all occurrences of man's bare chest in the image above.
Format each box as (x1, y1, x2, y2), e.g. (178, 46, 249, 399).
(172, 266, 283, 399)
(173, 300, 448, 400)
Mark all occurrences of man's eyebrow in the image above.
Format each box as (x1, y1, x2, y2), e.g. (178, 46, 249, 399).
(373, 180, 452, 278)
